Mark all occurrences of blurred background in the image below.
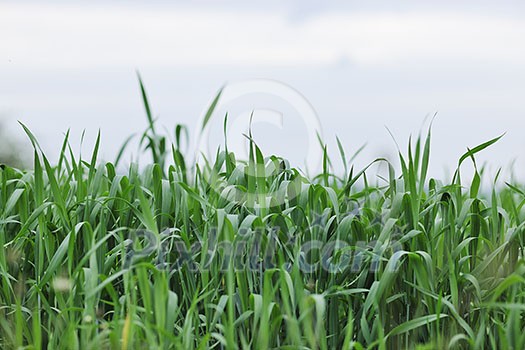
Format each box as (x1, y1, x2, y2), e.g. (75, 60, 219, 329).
(1, 0, 524, 182)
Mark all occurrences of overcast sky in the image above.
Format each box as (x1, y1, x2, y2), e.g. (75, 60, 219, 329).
(1, 1, 525, 182)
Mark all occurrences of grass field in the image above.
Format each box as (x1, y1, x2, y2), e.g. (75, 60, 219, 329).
(1, 84, 525, 349)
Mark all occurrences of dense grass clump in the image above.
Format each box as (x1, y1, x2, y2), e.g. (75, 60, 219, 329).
(2, 88, 525, 349)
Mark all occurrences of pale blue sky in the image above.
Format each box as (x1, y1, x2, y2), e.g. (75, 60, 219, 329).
(1, 0, 524, 181)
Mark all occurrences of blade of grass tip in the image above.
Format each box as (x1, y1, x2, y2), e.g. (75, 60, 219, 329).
(248, 111, 254, 139)
(18, 121, 43, 153)
(414, 134, 421, 175)
(315, 131, 331, 185)
(137, 71, 155, 133)
(419, 126, 431, 195)
(89, 130, 101, 182)
(115, 133, 136, 168)
(505, 182, 525, 197)
(80, 128, 86, 160)
(386, 125, 410, 189)
(452, 134, 504, 186)
(420, 112, 437, 189)
(57, 129, 71, 172)
(316, 130, 324, 150)
(175, 124, 189, 151)
(469, 154, 481, 199)
(201, 86, 224, 132)
(336, 136, 348, 177)
(223, 113, 235, 174)
(385, 126, 401, 155)
(348, 142, 367, 163)
(458, 134, 505, 167)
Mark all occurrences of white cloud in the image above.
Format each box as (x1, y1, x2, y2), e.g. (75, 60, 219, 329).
(1, 3, 525, 69)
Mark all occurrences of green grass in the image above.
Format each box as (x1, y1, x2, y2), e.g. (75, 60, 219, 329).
(1, 83, 525, 349)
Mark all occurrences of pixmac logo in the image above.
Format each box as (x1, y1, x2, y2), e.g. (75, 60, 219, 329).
(123, 218, 406, 274)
